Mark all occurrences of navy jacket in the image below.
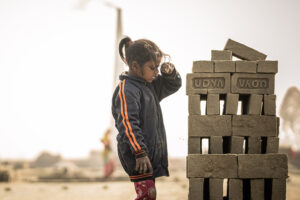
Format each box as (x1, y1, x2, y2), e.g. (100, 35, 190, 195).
(111, 68, 182, 182)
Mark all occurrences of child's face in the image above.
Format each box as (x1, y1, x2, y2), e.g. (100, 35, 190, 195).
(136, 57, 162, 83)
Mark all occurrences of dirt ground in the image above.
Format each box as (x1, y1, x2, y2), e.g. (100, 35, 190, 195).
(0, 170, 300, 200)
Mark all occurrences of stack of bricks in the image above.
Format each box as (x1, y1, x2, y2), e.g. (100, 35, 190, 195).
(186, 39, 288, 200)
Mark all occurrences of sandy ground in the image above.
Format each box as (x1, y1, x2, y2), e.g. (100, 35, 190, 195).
(0, 171, 300, 200)
(0, 170, 188, 200)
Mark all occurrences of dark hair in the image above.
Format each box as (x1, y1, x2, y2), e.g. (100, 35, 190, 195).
(119, 36, 165, 70)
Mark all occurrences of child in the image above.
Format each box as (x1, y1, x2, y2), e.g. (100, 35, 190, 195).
(111, 36, 182, 200)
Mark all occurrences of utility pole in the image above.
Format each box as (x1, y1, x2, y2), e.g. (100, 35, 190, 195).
(109, 6, 125, 153)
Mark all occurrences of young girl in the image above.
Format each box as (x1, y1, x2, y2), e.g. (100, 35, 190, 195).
(111, 36, 182, 200)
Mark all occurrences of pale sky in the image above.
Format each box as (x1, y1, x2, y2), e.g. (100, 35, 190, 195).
(1, 0, 300, 159)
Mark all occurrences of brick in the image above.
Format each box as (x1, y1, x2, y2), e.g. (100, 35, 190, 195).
(235, 61, 257, 73)
(189, 115, 231, 137)
(272, 179, 286, 200)
(250, 179, 264, 200)
(187, 154, 238, 178)
(193, 61, 214, 73)
(206, 94, 220, 115)
(188, 137, 201, 154)
(188, 95, 201, 115)
(186, 73, 231, 95)
(228, 179, 243, 200)
(230, 136, 244, 154)
(209, 136, 223, 154)
(214, 61, 235, 72)
(231, 73, 275, 94)
(232, 115, 277, 136)
(211, 50, 232, 60)
(247, 94, 263, 115)
(248, 137, 262, 154)
(238, 154, 288, 178)
(263, 94, 276, 115)
(189, 178, 204, 200)
(266, 137, 279, 153)
(224, 39, 267, 61)
(209, 179, 223, 199)
(257, 60, 278, 73)
(224, 93, 239, 115)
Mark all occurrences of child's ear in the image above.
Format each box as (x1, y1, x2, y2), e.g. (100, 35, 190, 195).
(131, 61, 140, 73)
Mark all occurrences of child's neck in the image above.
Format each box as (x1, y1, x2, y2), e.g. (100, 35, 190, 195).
(128, 69, 143, 77)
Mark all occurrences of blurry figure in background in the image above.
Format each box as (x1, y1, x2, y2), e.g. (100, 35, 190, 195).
(100, 128, 116, 179)
(279, 86, 300, 157)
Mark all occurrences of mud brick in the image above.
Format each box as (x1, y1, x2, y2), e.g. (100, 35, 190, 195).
(257, 60, 278, 74)
(209, 136, 223, 154)
(189, 115, 231, 137)
(211, 50, 232, 60)
(209, 179, 223, 200)
(266, 137, 279, 153)
(248, 137, 262, 154)
(250, 179, 264, 200)
(224, 93, 239, 115)
(235, 61, 257, 73)
(230, 136, 244, 154)
(189, 95, 201, 115)
(186, 73, 230, 95)
(214, 61, 235, 72)
(231, 73, 275, 94)
(232, 115, 277, 136)
(247, 94, 263, 115)
(188, 137, 201, 154)
(238, 154, 288, 178)
(187, 154, 238, 178)
(189, 178, 204, 200)
(228, 179, 243, 200)
(263, 94, 276, 115)
(272, 179, 286, 200)
(224, 39, 267, 61)
(193, 61, 214, 73)
(206, 94, 220, 115)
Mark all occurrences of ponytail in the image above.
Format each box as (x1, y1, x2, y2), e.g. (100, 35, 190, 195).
(119, 36, 133, 64)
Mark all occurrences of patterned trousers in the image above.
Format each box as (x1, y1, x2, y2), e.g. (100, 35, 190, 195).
(134, 179, 156, 200)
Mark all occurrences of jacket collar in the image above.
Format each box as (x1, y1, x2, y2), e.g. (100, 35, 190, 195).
(119, 71, 148, 84)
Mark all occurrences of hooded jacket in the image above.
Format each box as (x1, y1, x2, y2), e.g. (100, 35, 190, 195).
(111, 68, 182, 182)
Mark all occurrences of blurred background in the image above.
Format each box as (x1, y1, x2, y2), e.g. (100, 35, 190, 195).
(1, 0, 300, 199)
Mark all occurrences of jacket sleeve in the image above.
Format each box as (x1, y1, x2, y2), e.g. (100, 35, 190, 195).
(114, 80, 148, 158)
(152, 67, 182, 101)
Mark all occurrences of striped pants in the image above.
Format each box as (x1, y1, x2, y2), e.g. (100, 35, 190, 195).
(134, 179, 156, 200)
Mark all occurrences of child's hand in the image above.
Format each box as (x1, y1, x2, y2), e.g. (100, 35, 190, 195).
(160, 63, 175, 75)
(135, 156, 153, 174)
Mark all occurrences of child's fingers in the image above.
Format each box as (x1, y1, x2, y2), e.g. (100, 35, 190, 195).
(143, 163, 147, 174)
(147, 163, 153, 174)
(135, 157, 152, 174)
(139, 163, 144, 174)
(147, 161, 153, 174)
